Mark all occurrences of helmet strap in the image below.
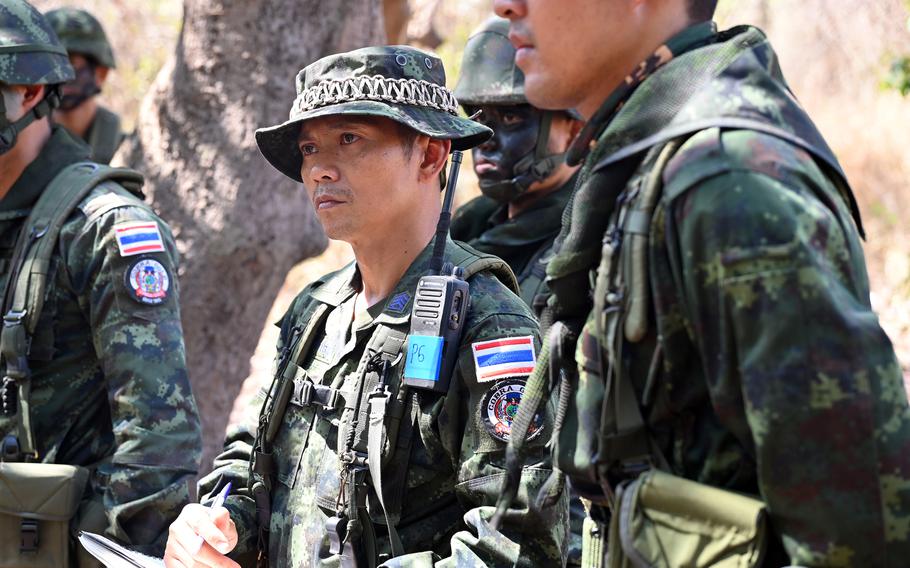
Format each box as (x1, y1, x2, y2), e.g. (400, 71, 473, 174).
(0, 87, 60, 156)
(477, 111, 569, 203)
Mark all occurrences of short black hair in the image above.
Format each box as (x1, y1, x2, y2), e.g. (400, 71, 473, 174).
(687, 0, 718, 22)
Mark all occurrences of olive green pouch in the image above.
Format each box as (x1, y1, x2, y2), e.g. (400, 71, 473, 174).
(0, 462, 89, 567)
(608, 470, 767, 568)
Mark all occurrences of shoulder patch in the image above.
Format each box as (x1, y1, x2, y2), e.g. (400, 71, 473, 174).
(114, 220, 165, 257)
(471, 336, 536, 383)
(482, 379, 543, 442)
(124, 258, 171, 305)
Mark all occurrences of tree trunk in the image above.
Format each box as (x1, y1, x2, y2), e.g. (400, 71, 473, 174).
(119, 0, 385, 475)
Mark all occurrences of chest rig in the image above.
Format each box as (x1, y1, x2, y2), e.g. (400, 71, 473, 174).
(250, 250, 516, 568)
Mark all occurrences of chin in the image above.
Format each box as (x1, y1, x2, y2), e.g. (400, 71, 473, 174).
(523, 73, 577, 112)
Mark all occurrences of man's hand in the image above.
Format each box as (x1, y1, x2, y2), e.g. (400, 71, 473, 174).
(163, 503, 240, 568)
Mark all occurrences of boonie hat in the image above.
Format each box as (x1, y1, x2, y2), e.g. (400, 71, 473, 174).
(256, 45, 492, 182)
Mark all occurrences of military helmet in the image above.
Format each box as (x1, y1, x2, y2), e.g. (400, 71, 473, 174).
(45, 7, 115, 69)
(256, 45, 492, 183)
(453, 17, 524, 106)
(0, 0, 74, 155)
(0, 0, 75, 86)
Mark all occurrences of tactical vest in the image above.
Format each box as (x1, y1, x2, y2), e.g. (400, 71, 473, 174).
(249, 244, 517, 568)
(494, 131, 864, 568)
(0, 162, 145, 568)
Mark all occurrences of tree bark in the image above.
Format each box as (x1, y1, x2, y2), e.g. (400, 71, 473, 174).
(119, 0, 385, 474)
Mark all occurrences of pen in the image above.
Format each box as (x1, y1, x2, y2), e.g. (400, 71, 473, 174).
(191, 481, 232, 554)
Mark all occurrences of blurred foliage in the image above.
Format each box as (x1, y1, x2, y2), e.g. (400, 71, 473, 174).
(884, 56, 910, 96)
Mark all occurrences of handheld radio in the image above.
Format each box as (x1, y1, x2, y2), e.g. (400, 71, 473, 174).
(402, 151, 469, 393)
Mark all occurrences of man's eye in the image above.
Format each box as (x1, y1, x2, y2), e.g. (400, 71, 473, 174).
(501, 113, 523, 126)
(341, 133, 360, 145)
(301, 144, 317, 156)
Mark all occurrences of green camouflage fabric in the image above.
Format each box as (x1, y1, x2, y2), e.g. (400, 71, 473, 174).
(453, 17, 524, 106)
(0, 0, 73, 85)
(541, 22, 910, 566)
(200, 237, 568, 567)
(45, 7, 116, 68)
(255, 45, 491, 182)
(84, 104, 125, 164)
(0, 127, 202, 556)
(451, 173, 575, 309)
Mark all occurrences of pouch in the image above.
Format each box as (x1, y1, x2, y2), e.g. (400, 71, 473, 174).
(608, 469, 767, 568)
(0, 462, 89, 567)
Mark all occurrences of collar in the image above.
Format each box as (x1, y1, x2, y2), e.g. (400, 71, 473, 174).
(1, 126, 91, 213)
(308, 236, 454, 327)
(476, 172, 578, 248)
(567, 21, 718, 166)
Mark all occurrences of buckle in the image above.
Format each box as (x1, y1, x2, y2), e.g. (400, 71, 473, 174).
(324, 388, 340, 411)
(1, 435, 20, 461)
(20, 519, 38, 552)
(299, 380, 314, 406)
(3, 310, 27, 326)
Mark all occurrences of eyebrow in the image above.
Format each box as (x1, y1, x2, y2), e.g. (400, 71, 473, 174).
(298, 117, 377, 141)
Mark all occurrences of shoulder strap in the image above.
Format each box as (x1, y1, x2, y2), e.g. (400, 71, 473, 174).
(448, 241, 520, 294)
(0, 162, 144, 460)
(87, 108, 124, 165)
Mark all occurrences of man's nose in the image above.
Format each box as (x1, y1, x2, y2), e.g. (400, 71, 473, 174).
(493, 0, 526, 20)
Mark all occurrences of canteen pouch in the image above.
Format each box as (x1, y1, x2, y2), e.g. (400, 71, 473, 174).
(608, 469, 767, 568)
(0, 462, 89, 567)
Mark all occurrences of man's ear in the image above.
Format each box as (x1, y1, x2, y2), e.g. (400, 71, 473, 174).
(417, 136, 452, 185)
(95, 66, 110, 87)
(18, 84, 45, 116)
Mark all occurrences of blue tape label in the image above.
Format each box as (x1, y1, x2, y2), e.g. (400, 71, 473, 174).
(404, 335, 444, 381)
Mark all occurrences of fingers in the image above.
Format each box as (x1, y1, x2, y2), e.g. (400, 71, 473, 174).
(210, 506, 239, 551)
(164, 504, 241, 568)
(182, 504, 234, 554)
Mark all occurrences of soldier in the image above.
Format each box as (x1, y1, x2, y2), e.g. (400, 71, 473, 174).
(450, 16, 583, 308)
(492, 0, 910, 566)
(0, 0, 201, 563)
(45, 7, 124, 164)
(163, 46, 568, 567)
(450, 17, 586, 565)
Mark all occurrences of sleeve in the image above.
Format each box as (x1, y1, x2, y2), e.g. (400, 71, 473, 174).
(384, 273, 569, 568)
(197, 292, 310, 558)
(667, 163, 910, 566)
(63, 199, 203, 555)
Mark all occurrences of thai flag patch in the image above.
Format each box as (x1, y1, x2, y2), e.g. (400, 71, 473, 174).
(114, 221, 166, 257)
(471, 336, 536, 383)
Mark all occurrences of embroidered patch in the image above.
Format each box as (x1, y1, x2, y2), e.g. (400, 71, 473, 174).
(482, 379, 543, 442)
(114, 221, 165, 257)
(387, 291, 411, 313)
(124, 258, 170, 305)
(471, 336, 536, 383)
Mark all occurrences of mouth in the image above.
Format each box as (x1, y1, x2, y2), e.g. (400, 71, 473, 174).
(474, 159, 500, 176)
(314, 194, 347, 211)
(508, 30, 534, 53)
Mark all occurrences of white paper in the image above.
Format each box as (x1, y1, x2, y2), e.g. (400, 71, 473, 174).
(77, 531, 165, 568)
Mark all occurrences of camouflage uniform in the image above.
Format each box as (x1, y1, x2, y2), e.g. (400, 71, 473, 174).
(0, 1, 201, 556)
(450, 18, 583, 563)
(46, 7, 125, 164)
(506, 22, 910, 566)
(450, 180, 574, 307)
(199, 46, 568, 567)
